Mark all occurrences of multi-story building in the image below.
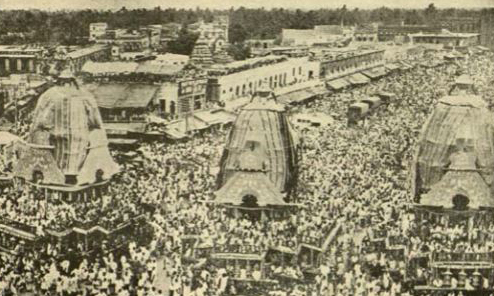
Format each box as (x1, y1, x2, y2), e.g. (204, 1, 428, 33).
(480, 9, 494, 51)
(155, 78, 208, 119)
(282, 25, 354, 46)
(435, 17, 480, 33)
(206, 56, 320, 103)
(89, 23, 108, 41)
(56, 44, 110, 73)
(188, 15, 229, 43)
(140, 25, 162, 48)
(160, 23, 182, 48)
(96, 30, 150, 52)
(377, 24, 442, 42)
(313, 48, 385, 80)
(0, 45, 45, 76)
(90, 23, 163, 54)
(354, 24, 379, 42)
(410, 31, 480, 47)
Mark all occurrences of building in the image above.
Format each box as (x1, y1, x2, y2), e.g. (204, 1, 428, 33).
(188, 15, 229, 43)
(313, 48, 385, 80)
(87, 83, 159, 122)
(190, 35, 214, 67)
(436, 17, 480, 33)
(160, 23, 182, 48)
(153, 53, 189, 66)
(481, 9, 494, 51)
(245, 39, 277, 57)
(0, 45, 45, 76)
(91, 23, 163, 54)
(206, 56, 320, 103)
(96, 30, 150, 52)
(282, 25, 354, 46)
(156, 78, 207, 119)
(410, 31, 480, 47)
(377, 24, 442, 42)
(140, 25, 162, 48)
(89, 22, 108, 41)
(270, 47, 310, 58)
(56, 44, 110, 74)
(0, 74, 48, 105)
(354, 24, 379, 42)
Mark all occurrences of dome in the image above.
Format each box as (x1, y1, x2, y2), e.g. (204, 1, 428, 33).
(216, 89, 298, 195)
(14, 83, 119, 185)
(412, 94, 494, 206)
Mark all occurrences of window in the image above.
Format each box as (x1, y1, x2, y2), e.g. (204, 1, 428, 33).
(292, 68, 295, 76)
(298, 67, 302, 75)
(194, 95, 202, 110)
(236, 86, 240, 96)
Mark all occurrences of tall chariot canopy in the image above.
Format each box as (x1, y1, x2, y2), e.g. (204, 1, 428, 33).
(14, 78, 119, 186)
(412, 95, 494, 209)
(216, 84, 299, 196)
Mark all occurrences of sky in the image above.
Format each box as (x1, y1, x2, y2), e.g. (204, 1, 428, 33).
(0, 0, 493, 10)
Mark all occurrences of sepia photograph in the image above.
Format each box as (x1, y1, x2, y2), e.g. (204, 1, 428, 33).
(0, 0, 494, 295)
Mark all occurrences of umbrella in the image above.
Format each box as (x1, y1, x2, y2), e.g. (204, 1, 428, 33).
(0, 131, 21, 146)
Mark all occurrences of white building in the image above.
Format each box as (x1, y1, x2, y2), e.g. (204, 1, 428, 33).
(89, 23, 108, 42)
(282, 25, 355, 46)
(153, 53, 189, 66)
(208, 56, 320, 102)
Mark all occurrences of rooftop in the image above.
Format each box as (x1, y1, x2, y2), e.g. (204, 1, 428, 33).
(86, 83, 159, 109)
(0, 45, 44, 53)
(65, 45, 108, 59)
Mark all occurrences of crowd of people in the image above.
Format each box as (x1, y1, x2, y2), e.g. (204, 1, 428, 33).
(0, 49, 494, 296)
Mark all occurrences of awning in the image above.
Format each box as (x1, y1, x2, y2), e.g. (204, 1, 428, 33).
(0, 131, 21, 146)
(349, 102, 370, 114)
(384, 64, 400, 71)
(362, 96, 381, 108)
(103, 122, 147, 134)
(108, 138, 139, 146)
(361, 67, 387, 79)
(164, 128, 187, 140)
(345, 73, 370, 86)
(87, 83, 159, 109)
(326, 78, 349, 90)
(0, 224, 36, 240)
(165, 116, 210, 136)
(278, 88, 318, 104)
(193, 109, 237, 126)
(398, 62, 413, 70)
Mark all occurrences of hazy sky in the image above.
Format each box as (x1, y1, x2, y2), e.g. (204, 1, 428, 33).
(0, 0, 493, 10)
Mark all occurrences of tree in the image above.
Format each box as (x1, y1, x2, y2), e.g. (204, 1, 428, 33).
(227, 43, 251, 60)
(229, 23, 249, 44)
(424, 3, 437, 23)
(167, 25, 199, 55)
